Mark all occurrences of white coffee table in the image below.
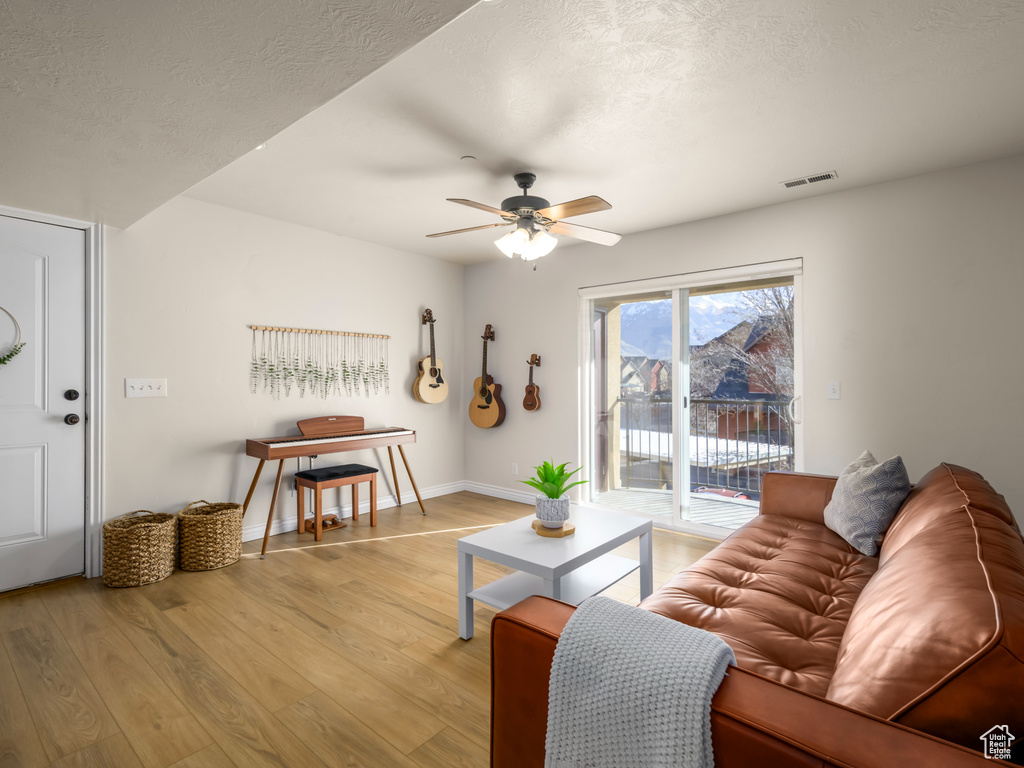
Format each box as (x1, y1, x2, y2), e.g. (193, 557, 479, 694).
(457, 507, 653, 639)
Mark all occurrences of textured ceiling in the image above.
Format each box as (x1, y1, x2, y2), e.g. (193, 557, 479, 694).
(3, 1, 1023, 255)
(184, 0, 1024, 264)
(0, 0, 478, 226)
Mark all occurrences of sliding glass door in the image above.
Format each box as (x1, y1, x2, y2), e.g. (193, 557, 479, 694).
(581, 262, 801, 537)
(589, 292, 677, 518)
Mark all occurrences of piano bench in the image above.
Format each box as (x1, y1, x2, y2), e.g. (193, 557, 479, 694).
(295, 463, 378, 541)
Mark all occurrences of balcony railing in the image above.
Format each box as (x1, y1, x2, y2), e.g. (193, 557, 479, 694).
(617, 395, 794, 499)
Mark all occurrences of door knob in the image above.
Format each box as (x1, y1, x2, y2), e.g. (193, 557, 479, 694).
(64, 414, 80, 425)
(64, 389, 80, 400)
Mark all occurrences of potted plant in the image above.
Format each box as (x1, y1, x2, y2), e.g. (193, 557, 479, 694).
(520, 460, 588, 528)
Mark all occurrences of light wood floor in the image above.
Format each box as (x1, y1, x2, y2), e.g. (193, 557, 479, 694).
(0, 492, 717, 768)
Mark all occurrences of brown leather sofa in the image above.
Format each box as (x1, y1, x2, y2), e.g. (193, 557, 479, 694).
(491, 464, 1024, 766)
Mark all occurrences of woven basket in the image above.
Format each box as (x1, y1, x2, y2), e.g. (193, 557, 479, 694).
(102, 510, 177, 588)
(177, 500, 243, 571)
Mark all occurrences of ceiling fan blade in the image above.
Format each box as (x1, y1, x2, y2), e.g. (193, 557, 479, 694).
(548, 220, 622, 246)
(426, 222, 512, 238)
(535, 196, 611, 221)
(448, 198, 514, 218)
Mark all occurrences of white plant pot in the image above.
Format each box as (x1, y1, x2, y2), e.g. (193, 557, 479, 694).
(535, 494, 570, 528)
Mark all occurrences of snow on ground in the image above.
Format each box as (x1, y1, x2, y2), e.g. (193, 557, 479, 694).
(621, 429, 792, 467)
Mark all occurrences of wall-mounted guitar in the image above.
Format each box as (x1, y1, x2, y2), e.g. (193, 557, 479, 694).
(469, 324, 505, 428)
(413, 309, 448, 404)
(523, 354, 542, 412)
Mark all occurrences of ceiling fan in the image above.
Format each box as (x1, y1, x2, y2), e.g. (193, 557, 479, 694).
(427, 172, 621, 260)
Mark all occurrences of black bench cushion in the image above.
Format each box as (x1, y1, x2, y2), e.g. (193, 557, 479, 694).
(295, 464, 378, 483)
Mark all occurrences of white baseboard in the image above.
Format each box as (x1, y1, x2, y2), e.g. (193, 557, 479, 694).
(461, 481, 536, 505)
(241, 480, 466, 542)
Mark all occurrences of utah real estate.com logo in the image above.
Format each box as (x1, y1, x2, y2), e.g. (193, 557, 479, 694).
(981, 725, 1015, 761)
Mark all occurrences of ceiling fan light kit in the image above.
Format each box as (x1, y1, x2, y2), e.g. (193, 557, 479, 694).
(495, 219, 558, 261)
(427, 171, 622, 261)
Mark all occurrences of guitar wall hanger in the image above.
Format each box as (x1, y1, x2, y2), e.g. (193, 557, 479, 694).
(523, 354, 541, 412)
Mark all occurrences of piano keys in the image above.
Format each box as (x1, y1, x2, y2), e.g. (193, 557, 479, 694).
(242, 416, 424, 557)
(246, 427, 415, 460)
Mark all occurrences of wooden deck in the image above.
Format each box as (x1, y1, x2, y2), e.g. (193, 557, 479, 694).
(590, 488, 760, 530)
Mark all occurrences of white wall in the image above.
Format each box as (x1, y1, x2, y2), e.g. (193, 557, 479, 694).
(462, 154, 1024, 519)
(104, 197, 465, 537)
(101, 154, 1024, 534)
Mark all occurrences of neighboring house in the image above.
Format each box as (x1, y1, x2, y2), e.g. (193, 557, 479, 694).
(691, 316, 792, 442)
(621, 355, 650, 394)
(650, 359, 671, 394)
(620, 356, 673, 396)
(740, 313, 793, 396)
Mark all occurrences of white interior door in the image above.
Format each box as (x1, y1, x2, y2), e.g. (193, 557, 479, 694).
(0, 214, 86, 592)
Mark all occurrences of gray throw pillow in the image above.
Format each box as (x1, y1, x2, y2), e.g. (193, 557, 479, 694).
(824, 450, 911, 556)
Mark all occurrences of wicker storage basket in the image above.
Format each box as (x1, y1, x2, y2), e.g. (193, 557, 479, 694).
(177, 500, 243, 571)
(102, 510, 178, 588)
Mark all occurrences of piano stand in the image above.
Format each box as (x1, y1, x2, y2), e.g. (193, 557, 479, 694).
(388, 445, 427, 516)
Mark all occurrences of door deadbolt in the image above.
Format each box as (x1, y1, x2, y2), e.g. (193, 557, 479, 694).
(65, 389, 80, 400)
(64, 414, 80, 425)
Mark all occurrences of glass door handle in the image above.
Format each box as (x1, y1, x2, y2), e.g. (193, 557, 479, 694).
(788, 396, 802, 424)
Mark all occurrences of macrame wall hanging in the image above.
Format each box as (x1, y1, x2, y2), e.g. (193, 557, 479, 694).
(0, 304, 26, 367)
(249, 325, 389, 399)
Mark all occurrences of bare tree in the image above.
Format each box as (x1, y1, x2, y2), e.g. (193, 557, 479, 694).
(689, 286, 795, 463)
(690, 286, 794, 399)
(689, 321, 753, 398)
(737, 286, 794, 398)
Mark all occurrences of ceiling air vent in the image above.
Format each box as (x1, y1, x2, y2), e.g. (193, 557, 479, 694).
(780, 170, 838, 189)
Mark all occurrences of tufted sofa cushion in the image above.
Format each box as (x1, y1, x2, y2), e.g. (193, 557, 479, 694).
(640, 514, 877, 696)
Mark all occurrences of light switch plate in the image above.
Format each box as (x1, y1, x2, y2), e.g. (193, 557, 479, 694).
(125, 378, 167, 398)
(828, 381, 841, 400)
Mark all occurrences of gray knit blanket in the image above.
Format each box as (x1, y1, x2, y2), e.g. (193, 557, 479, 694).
(544, 596, 735, 768)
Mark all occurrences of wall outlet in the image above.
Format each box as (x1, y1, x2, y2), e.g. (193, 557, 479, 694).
(512, 463, 518, 476)
(828, 381, 841, 400)
(125, 378, 168, 398)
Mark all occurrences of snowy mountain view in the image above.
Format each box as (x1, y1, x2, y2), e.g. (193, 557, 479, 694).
(619, 300, 672, 358)
(620, 292, 748, 358)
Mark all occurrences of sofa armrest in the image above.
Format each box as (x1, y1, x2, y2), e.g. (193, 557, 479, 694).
(759, 471, 838, 524)
(491, 595, 575, 766)
(492, 596, 1004, 768)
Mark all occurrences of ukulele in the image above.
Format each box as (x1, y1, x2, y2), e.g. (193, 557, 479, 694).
(523, 354, 541, 411)
(413, 309, 448, 404)
(469, 324, 506, 428)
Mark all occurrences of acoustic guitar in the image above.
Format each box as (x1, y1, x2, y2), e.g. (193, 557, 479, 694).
(413, 309, 448, 404)
(469, 324, 505, 428)
(523, 354, 541, 412)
